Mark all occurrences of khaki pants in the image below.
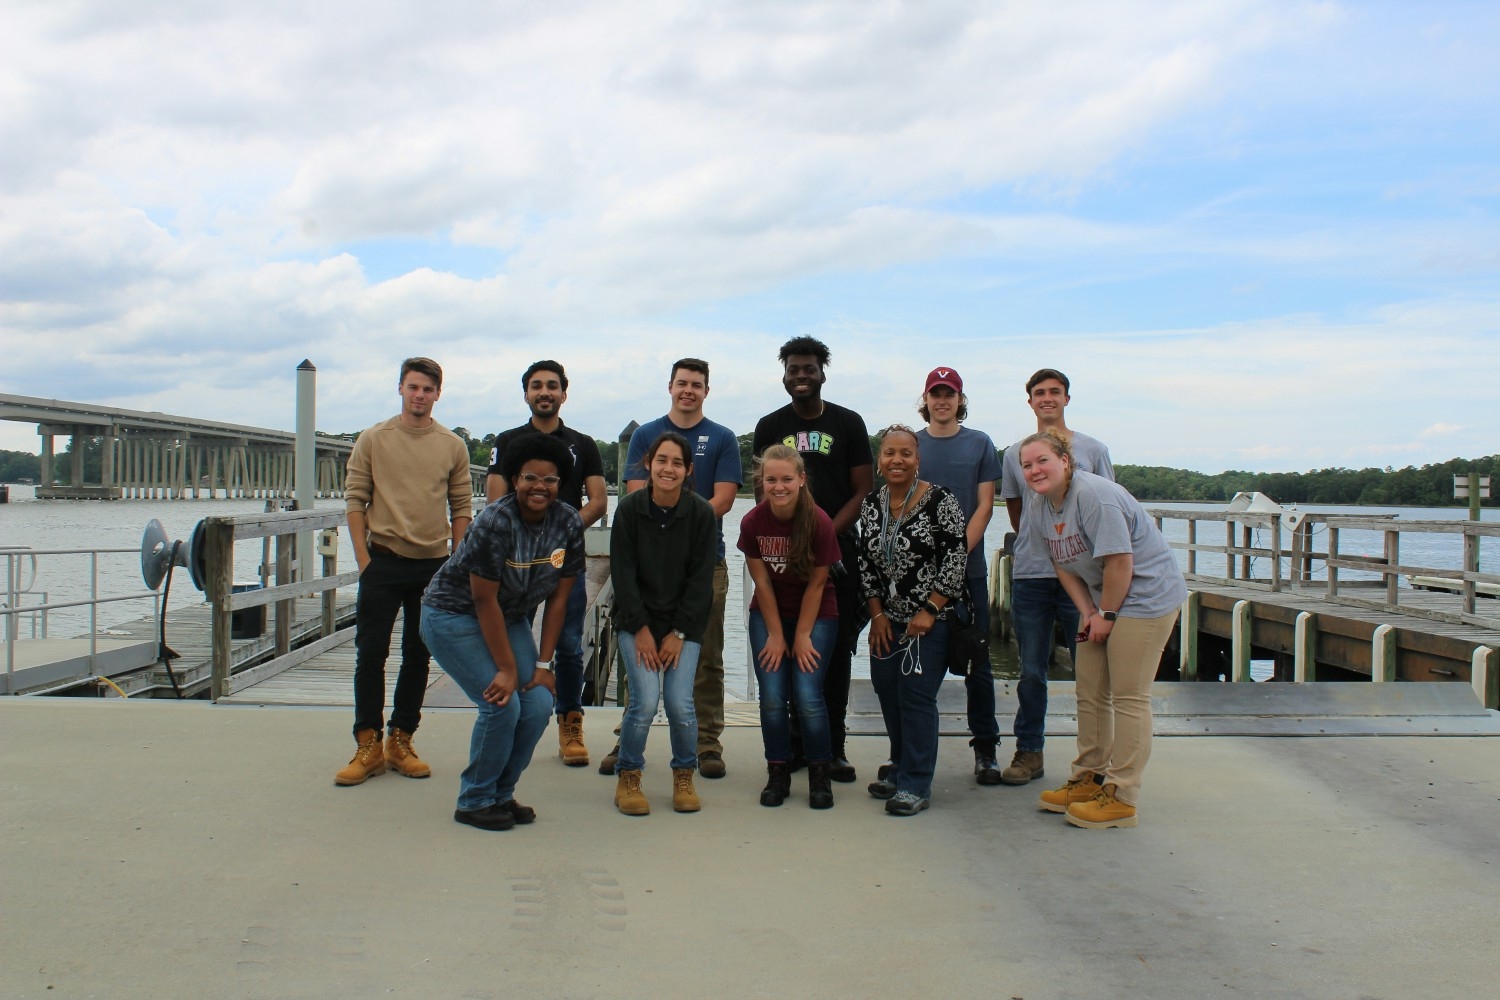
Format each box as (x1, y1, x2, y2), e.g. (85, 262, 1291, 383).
(695, 559, 730, 754)
(1071, 609, 1179, 806)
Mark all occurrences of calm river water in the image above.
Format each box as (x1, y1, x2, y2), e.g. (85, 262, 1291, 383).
(2, 486, 1494, 698)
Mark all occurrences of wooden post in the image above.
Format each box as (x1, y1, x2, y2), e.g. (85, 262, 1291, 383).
(1187, 518, 1197, 576)
(1179, 591, 1199, 680)
(1270, 515, 1283, 593)
(1288, 518, 1302, 588)
(1463, 529, 1480, 616)
(1371, 624, 1396, 683)
(1384, 529, 1399, 606)
(1232, 599, 1252, 682)
(1241, 524, 1253, 582)
(206, 520, 236, 701)
(1293, 611, 1317, 682)
(321, 529, 337, 637)
(275, 532, 293, 658)
(1326, 526, 1340, 599)
(1472, 646, 1497, 711)
(1225, 520, 1235, 579)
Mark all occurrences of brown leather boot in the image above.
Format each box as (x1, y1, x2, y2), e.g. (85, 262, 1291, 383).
(615, 769, 649, 815)
(384, 727, 431, 779)
(672, 768, 701, 813)
(335, 729, 387, 785)
(557, 711, 590, 767)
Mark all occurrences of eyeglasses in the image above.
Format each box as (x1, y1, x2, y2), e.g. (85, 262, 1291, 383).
(517, 473, 562, 486)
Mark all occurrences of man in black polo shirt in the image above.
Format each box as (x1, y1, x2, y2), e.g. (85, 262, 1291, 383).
(485, 360, 607, 767)
(752, 336, 873, 783)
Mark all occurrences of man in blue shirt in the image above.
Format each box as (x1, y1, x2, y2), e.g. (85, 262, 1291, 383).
(620, 358, 742, 779)
(914, 366, 1005, 784)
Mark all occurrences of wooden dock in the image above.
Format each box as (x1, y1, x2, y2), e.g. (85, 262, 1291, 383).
(2, 595, 357, 697)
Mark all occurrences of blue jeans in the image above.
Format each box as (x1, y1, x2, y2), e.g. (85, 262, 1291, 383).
(420, 608, 555, 811)
(528, 579, 587, 717)
(617, 631, 700, 772)
(749, 612, 836, 763)
(869, 620, 950, 800)
(962, 574, 999, 743)
(1011, 577, 1080, 753)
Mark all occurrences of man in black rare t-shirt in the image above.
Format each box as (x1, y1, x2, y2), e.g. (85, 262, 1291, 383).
(752, 336, 873, 783)
(485, 360, 606, 769)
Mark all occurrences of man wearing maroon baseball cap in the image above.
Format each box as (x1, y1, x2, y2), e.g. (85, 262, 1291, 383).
(914, 366, 1005, 784)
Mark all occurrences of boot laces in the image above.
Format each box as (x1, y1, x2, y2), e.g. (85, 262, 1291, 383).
(352, 735, 380, 764)
(391, 730, 418, 760)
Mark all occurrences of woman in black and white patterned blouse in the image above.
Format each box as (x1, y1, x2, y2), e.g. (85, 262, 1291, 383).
(857, 424, 969, 816)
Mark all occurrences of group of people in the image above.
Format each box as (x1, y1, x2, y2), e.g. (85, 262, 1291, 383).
(334, 344, 1187, 833)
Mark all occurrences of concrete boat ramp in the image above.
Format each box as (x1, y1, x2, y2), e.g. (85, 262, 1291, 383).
(4, 689, 1500, 1000)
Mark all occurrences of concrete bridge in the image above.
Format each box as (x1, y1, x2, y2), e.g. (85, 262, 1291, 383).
(0, 393, 486, 500)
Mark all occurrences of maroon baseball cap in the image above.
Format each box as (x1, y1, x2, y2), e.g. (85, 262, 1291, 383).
(924, 367, 963, 393)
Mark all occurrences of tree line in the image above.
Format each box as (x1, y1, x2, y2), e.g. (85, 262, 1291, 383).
(5, 436, 1495, 509)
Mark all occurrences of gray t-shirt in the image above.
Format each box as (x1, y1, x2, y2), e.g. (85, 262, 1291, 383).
(1027, 470, 1187, 618)
(915, 426, 1002, 578)
(1002, 430, 1114, 579)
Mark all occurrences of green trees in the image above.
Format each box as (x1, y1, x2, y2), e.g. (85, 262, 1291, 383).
(1113, 456, 1498, 505)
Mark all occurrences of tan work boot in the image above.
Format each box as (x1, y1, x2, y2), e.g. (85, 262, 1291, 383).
(1039, 773, 1102, 813)
(557, 711, 590, 767)
(615, 769, 649, 816)
(672, 767, 701, 813)
(335, 729, 387, 786)
(384, 727, 431, 779)
(1000, 749, 1045, 786)
(1066, 783, 1138, 829)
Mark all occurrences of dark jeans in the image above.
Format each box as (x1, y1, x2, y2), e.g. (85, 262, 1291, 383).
(869, 620, 949, 800)
(352, 550, 446, 736)
(962, 574, 999, 743)
(1011, 576, 1081, 753)
(825, 534, 865, 756)
(750, 612, 837, 763)
(528, 577, 588, 717)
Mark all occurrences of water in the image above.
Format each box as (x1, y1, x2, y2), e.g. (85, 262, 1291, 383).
(3, 486, 1492, 698)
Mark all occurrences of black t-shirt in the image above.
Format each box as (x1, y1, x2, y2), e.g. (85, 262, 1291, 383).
(752, 401, 873, 524)
(486, 420, 604, 511)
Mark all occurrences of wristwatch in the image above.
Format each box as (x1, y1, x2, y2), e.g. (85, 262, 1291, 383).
(536, 658, 554, 669)
(672, 630, 687, 640)
(1100, 610, 1118, 622)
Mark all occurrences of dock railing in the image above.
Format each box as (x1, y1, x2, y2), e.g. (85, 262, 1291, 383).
(1145, 508, 1500, 630)
(3, 545, 161, 693)
(202, 508, 355, 700)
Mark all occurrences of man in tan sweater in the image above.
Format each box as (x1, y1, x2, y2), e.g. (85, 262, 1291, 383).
(336, 357, 474, 785)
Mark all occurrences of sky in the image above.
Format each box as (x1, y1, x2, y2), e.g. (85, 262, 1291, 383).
(2, 0, 1497, 474)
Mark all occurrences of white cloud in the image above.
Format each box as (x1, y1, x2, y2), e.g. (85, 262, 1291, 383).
(3, 1, 1496, 477)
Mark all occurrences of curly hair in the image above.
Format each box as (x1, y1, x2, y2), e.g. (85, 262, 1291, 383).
(777, 336, 831, 367)
(500, 432, 575, 485)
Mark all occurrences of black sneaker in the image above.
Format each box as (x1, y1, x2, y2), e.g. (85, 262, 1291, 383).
(454, 804, 515, 831)
(867, 777, 897, 800)
(885, 791, 930, 816)
(876, 760, 893, 781)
